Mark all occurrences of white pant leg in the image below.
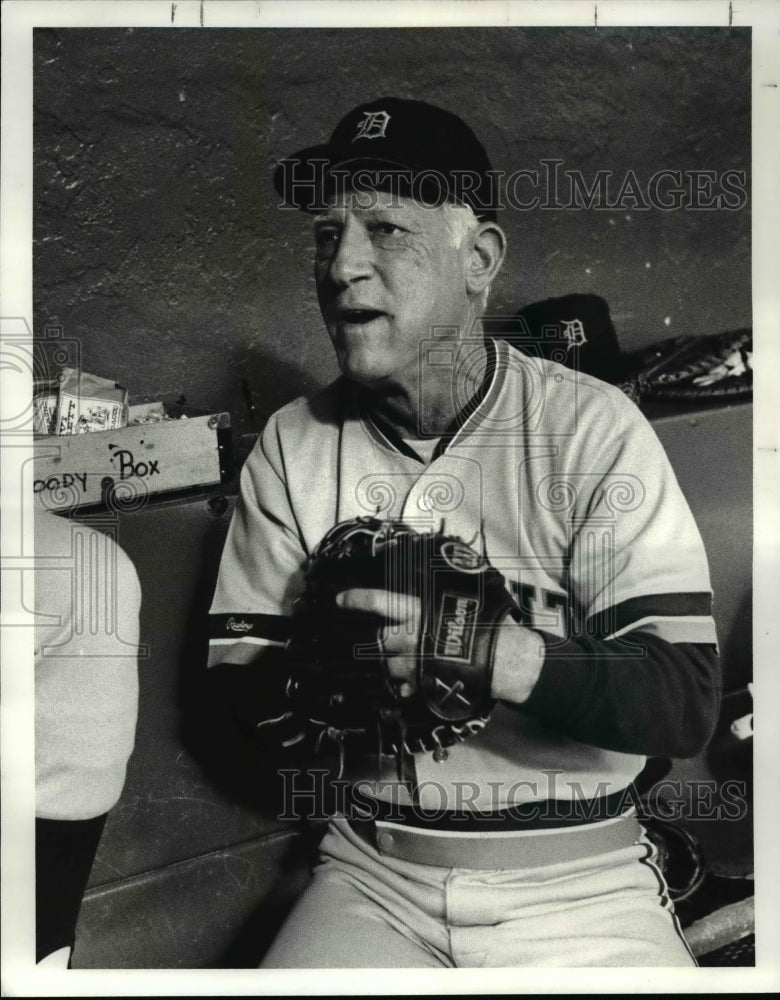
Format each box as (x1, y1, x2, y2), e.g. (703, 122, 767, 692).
(260, 819, 451, 968)
(446, 838, 696, 968)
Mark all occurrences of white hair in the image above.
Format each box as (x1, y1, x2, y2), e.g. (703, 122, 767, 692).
(441, 201, 480, 249)
(441, 202, 494, 309)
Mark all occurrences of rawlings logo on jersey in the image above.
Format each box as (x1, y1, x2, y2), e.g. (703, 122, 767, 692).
(226, 617, 253, 634)
(435, 593, 478, 662)
(353, 110, 391, 141)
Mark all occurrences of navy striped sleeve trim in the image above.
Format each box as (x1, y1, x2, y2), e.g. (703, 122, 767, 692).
(208, 613, 291, 643)
(586, 593, 713, 640)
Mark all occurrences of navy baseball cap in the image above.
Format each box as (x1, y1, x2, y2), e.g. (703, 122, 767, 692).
(273, 97, 498, 221)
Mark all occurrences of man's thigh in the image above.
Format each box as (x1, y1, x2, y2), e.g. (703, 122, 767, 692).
(447, 842, 696, 968)
(259, 867, 448, 969)
(450, 891, 695, 967)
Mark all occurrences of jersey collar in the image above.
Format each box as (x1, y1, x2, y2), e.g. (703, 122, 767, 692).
(355, 337, 501, 462)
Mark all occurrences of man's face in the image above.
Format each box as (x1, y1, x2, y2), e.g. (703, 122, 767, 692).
(313, 190, 472, 389)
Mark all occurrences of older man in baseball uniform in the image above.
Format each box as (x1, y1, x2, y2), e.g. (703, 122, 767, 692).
(207, 98, 720, 968)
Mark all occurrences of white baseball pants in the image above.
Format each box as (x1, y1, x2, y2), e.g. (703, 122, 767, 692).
(260, 816, 696, 968)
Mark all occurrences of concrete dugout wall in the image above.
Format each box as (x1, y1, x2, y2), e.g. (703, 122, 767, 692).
(34, 27, 750, 441)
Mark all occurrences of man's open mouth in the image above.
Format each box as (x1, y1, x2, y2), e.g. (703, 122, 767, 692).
(336, 308, 386, 324)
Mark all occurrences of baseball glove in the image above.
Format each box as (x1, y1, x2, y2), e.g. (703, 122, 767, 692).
(623, 328, 753, 402)
(285, 517, 520, 773)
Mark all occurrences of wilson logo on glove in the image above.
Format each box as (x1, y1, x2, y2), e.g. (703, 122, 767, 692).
(435, 593, 478, 662)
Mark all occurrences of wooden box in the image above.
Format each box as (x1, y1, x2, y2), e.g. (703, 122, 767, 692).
(33, 412, 232, 512)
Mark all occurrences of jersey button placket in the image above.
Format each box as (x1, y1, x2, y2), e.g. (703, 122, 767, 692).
(377, 831, 390, 850)
(401, 486, 426, 522)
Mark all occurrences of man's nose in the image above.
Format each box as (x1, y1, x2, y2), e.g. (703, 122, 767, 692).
(327, 217, 374, 286)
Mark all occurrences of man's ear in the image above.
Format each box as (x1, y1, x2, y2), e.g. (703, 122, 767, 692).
(465, 222, 506, 297)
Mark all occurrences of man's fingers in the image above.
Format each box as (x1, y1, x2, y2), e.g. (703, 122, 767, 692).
(379, 622, 417, 656)
(336, 588, 420, 622)
(334, 587, 386, 615)
(386, 654, 416, 698)
(334, 589, 419, 694)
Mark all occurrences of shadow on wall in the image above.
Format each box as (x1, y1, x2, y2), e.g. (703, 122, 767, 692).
(216, 826, 324, 968)
(233, 341, 333, 447)
(718, 590, 752, 695)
